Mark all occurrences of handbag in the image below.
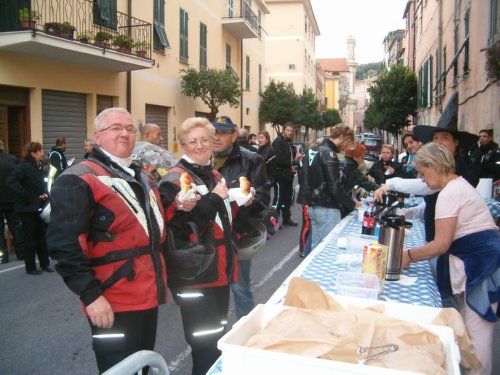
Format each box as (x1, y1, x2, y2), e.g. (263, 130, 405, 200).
(164, 222, 218, 286)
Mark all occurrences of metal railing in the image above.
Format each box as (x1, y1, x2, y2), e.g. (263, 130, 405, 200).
(223, 0, 260, 37)
(102, 351, 169, 375)
(3, 0, 151, 59)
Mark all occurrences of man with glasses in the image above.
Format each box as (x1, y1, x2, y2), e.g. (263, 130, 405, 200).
(212, 115, 271, 319)
(47, 107, 168, 373)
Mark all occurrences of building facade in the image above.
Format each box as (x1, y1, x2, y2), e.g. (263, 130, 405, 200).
(405, 0, 499, 137)
(0, 0, 269, 159)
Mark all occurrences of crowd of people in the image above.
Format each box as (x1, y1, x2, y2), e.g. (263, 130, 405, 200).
(0, 104, 499, 374)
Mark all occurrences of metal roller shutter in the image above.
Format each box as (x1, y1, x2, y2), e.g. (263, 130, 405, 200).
(145, 104, 169, 150)
(42, 90, 87, 162)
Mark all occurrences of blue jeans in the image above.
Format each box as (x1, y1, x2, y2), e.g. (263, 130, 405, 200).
(308, 206, 341, 250)
(230, 259, 255, 319)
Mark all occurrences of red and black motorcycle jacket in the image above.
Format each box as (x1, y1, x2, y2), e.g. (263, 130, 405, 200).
(47, 147, 168, 314)
(159, 158, 238, 288)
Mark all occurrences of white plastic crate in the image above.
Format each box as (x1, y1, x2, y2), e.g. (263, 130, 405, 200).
(218, 296, 460, 375)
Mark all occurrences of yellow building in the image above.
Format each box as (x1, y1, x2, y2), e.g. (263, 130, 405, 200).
(264, 0, 319, 95)
(405, 0, 499, 136)
(0, 0, 269, 159)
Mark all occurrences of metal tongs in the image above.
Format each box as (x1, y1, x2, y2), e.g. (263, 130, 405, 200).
(357, 343, 399, 365)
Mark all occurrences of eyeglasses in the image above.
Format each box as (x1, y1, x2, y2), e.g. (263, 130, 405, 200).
(183, 137, 213, 148)
(99, 124, 137, 134)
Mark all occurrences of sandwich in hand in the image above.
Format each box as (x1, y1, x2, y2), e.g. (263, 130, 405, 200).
(239, 176, 251, 195)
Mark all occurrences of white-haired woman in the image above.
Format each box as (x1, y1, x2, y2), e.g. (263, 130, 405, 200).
(159, 117, 238, 375)
(402, 143, 499, 375)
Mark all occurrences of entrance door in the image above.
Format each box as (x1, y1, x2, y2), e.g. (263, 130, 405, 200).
(145, 104, 169, 150)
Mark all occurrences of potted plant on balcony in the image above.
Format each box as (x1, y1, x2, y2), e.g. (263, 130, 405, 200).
(112, 35, 133, 54)
(77, 31, 93, 44)
(94, 31, 113, 48)
(19, 8, 40, 29)
(44, 22, 75, 39)
(133, 41, 150, 58)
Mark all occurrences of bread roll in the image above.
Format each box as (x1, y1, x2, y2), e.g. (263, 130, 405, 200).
(180, 172, 191, 194)
(239, 176, 251, 195)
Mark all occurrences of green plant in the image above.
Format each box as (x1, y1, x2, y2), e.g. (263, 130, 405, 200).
(94, 31, 113, 43)
(485, 41, 500, 81)
(133, 41, 151, 51)
(77, 31, 93, 41)
(19, 8, 40, 21)
(44, 22, 75, 36)
(112, 35, 133, 49)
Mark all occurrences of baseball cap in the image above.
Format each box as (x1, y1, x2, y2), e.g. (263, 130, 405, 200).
(213, 116, 236, 133)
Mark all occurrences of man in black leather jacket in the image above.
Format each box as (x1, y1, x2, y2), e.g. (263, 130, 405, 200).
(271, 122, 298, 226)
(212, 116, 271, 319)
(299, 124, 360, 250)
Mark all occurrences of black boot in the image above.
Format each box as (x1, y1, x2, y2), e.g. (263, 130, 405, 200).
(0, 250, 8, 264)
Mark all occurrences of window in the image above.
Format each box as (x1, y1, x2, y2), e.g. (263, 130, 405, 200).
(93, 0, 117, 30)
(489, 0, 500, 45)
(226, 43, 231, 68)
(258, 10, 262, 37)
(246, 55, 250, 90)
(228, 0, 233, 17)
(180, 8, 189, 63)
(428, 55, 433, 106)
(464, 7, 470, 74)
(258, 64, 262, 94)
(154, 0, 170, 51)
(200, 23, 207, 69)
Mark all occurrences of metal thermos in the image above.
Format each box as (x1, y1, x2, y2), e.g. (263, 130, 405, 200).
(377, 215, 412, 281)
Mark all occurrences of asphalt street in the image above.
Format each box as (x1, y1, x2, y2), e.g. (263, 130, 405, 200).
(0, 204, 303, 375)
(1, 200, 498, 374)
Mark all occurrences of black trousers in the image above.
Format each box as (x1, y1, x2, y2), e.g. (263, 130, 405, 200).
(89, 307, 158, 374)
(0, 208, 24, 258)
(272, 177, 294, 221)
(172, 285, 230, 375)
(18, 212, 49, 272)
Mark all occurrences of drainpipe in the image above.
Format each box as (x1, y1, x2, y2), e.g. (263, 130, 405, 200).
(240, 38, 244, 128)
(437, 0, 443, 111)
(126, 0, 132, 112)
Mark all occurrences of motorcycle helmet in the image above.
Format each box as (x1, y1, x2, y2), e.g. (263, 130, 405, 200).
(234, 221, 267, 260)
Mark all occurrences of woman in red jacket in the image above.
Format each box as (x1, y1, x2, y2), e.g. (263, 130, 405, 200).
(159, 117, 238, 375)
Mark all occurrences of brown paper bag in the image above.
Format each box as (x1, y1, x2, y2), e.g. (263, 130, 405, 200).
(246, 277, 447, 374)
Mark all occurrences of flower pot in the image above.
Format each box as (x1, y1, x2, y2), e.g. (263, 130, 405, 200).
(96, 41, 111, 49)
(117, 47, 132, 54)
(79, 38, 89, 44)
(20, 20, 37, 29)
(136, 50, 147, 58)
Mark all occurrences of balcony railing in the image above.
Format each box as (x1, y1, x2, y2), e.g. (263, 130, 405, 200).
(222, 0, 260, 39)
(1, 0, 152, 59)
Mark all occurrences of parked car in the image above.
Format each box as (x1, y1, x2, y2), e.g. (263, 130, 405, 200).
(363, 137, 382, 159)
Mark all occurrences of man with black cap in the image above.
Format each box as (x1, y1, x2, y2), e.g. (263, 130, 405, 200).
(212, 115, 271, 319)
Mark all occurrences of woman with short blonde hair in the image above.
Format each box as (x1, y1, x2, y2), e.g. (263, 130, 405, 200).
(404, 143, 499, 375)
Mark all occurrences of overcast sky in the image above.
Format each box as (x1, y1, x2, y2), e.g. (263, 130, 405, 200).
(310, 0, 408, 64)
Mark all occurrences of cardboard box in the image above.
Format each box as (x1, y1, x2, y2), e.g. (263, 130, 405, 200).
(218, 296, 460, 375)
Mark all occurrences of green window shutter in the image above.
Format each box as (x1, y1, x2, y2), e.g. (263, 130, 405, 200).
(226, 43, 231, 67)
(246, 55, 250, 90)
(94, 0, 117, 30)
(423, 61, 428, 107)
(180, 9, 188, 61)
(200, 23, 207, 69)
(153, 0, 169, 51)
(429, 56, 433, 106)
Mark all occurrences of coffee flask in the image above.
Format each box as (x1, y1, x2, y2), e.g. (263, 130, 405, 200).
(377, 215, 412, 281)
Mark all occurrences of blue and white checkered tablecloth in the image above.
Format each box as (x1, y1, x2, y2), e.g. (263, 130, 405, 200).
(207, 214, 442, 374)
(299, 216, 442, 308)
(486, 198, 500, 218)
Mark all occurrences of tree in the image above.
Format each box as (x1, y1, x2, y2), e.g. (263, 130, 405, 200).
(259, 80, 298, 132)
(364, 64, 417, 137)
(295, 89, 322, 139)
(356, 61, 384, 80)
(321, 109, 342, 128)
(180, 67, 242, 121)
